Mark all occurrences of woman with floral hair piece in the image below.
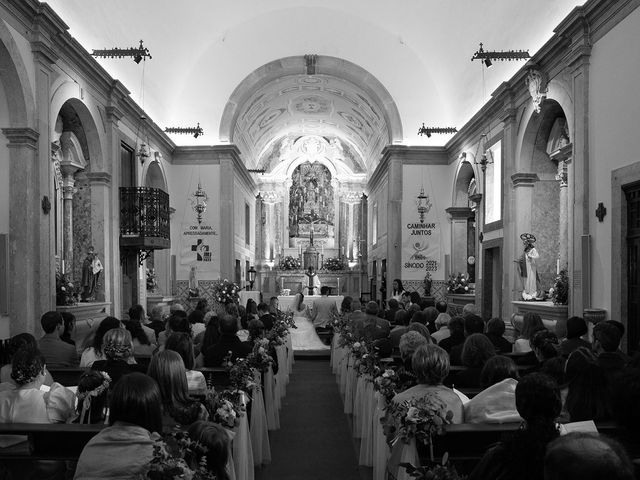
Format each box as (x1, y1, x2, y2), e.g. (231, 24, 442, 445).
(91, 328, 145, 385)
(73, 370, 112, 424)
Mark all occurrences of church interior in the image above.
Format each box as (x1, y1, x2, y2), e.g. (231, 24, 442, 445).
(1, 0, 640, 478)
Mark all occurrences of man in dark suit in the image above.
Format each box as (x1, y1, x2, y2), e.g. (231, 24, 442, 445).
(385, 298, 401, 325)
(362, 301, 392, 356)
(257, 302, 276, 331)
(203, 314, 252, 366)
(449, 314, 485, 365)
(38, 311, 79, 368)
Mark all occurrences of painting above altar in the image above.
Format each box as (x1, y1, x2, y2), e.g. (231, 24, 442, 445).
(289, 161, 334, 239)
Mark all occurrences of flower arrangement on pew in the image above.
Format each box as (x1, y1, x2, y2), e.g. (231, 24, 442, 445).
(204, 388, 245, 430)
(357, 349, 381, 377)
(140, 430, 216, 480)
(373, 368, 402, 404)
(247, 338, 274, 373)
(382, 394, 454, 461)
(399, 453, 465, 480)
(267, 311, 295, 346)
(227, 357, 258, 392)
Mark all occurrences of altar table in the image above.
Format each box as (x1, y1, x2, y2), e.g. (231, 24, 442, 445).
(278, 295, 344, 313)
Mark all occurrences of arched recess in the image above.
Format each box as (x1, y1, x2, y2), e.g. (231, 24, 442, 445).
(0, 20, 35, 128)
(143, 158, 170, 296)
(515, 97, 571, 297)
(449, 157, 479, 282)
(50, 88, 105, 172)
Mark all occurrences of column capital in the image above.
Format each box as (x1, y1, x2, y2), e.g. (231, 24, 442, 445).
(445, 206, 474, 220)
(61, 185, 76, 200)
(555, 161, 568, 187)
(341, 191, 362, 205)
(105, 105, 125, 125)
(2, 128, 39, 149)
(511, 172, 539, 188)
(261, 190, 280, 205)
(86, 171, 111, 185)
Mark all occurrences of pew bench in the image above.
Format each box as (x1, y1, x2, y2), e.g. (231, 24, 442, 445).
(0, 423, 105, 460)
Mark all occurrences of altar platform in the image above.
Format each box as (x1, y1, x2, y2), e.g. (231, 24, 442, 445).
(278, 295, 344, 313)
(261, 269, 364, 299)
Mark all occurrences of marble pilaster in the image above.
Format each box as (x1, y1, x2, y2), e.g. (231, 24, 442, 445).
(2, 127, 41, 335)
(86, 172, 111, 303)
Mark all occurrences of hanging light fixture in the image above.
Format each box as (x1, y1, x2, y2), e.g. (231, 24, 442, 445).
(92, 40, 152, 64)
(471, 42, 530, 65)
(136, 115, 151, 165)
(472, 134, 494, 174)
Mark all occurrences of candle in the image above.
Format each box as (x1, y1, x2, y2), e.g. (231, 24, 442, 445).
(556, 258, 560, 275)
(338, 277, 340, 293)
(281, 277, 284, 291)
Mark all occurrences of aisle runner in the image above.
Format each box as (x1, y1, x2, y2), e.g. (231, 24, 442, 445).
(255, 359, 363, 480)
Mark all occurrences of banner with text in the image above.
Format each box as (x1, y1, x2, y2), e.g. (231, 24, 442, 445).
(402, 166, 444, 281)
(178, 169, 220, 279)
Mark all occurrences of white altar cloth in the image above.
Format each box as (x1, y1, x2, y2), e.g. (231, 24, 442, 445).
(278, 295, 343, 314)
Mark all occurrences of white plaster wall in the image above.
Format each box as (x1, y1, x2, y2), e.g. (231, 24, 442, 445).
(369, 177, 388, 269)
(167, 164, 221, 281)
(4, 21, 35, 113)
(589, 7, 640, 313)
(0, 73, 10, 339)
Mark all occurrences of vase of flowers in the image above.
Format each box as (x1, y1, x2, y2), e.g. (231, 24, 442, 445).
(551, 269, 569, 305)
(446, 272, 470, 294)
(146, 268, 158, 293)
(56, 270, 78, 306)
(278, 255, 301, 270)
(323, 256, 345, 271)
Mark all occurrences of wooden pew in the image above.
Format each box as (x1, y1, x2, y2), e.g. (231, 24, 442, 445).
(48, 368, 88, 387)
(198, 367, 231, 390)
(417, 421, 634, 474)
(0, 423, 105, 460)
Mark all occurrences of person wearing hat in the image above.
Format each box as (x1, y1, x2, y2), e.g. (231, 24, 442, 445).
(518, 233, 540, 300)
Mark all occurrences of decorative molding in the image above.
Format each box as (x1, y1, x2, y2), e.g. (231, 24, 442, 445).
(445, 206, 474, 220)
(261, 191, 280, 205)
(105, 105, 124, 125)
(555, 161, 568, 187)
(85, 171, 111, 185)
(511, 172, 539, 187)
(341, 191, 362, 204)
(549, 143, 573, 163)
(525, 68, 548, 114)
(1, 127, 39, 149)
(30, 40, 59, 66)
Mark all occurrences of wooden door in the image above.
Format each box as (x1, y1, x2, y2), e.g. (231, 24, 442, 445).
(626, 184, 640, 352)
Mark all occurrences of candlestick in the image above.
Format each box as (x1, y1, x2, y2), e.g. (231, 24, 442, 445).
(281, 276, 284, 291)
(338, 277, 340, 293)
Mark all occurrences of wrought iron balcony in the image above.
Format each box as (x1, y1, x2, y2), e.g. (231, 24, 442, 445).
(119, 187, 170, 250)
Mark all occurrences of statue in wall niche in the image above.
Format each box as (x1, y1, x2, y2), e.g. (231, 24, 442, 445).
(517, 233, 541, 300)
(188, 265, 200, 298)
(80, 246, 103, 302)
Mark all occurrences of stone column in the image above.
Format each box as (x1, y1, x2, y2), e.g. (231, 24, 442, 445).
(387, 156, 403, 299)
(60, 165, 81, 275)
(445, 207, 474, 276)
(283, 179, 292, 245)
(552, 149, 571, 271)
(262, 191, 278, 263)
(342, 192, 362, 260)
(2, 128, 40, 335)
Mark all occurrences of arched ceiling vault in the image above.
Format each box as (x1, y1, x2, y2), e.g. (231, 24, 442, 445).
(221, 55, 401, 172)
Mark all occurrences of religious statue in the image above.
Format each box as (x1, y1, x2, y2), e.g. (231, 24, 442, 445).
(81, 246, 103, 301)
(303, 266, 321, 296)
(517, 233, 540, 300)
(188, 265, 200, 298)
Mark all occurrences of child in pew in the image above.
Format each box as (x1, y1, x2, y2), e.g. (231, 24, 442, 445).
(74, 372, 163, 479)
(70, 370, 111, 424)
(188, 420, 233, 480)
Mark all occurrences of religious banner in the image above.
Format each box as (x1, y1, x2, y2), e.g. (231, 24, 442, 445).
(178, 170, 220, 278)
(402, 166, 444, 281)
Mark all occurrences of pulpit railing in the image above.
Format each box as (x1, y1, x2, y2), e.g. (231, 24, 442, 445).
(119, 187, 170, 250)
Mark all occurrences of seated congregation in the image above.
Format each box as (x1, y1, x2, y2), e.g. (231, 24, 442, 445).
(332, 286, 640, 480)
(0, 299, 293, 480)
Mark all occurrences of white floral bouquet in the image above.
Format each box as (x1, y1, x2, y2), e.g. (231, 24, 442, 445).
(247, 338, 274, 373)
(56, 270, 78, 306)
(446, 272, 470, 294)
(213, 278, 240, 305)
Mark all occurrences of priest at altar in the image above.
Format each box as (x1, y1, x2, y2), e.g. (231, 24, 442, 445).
(302, 266, 321, 296)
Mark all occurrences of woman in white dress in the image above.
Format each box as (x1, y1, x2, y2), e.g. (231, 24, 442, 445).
(289, 293, 329, 351)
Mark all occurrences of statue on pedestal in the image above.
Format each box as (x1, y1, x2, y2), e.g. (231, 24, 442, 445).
(517, 233, 540, 300)
(81, 246, 103, 302)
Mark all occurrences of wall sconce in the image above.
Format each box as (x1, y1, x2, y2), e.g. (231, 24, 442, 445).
(596, 202, 607, 222)
(248, 266, 257, 290)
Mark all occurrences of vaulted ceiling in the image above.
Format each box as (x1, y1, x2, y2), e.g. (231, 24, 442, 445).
(45, 0, 584, 172)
